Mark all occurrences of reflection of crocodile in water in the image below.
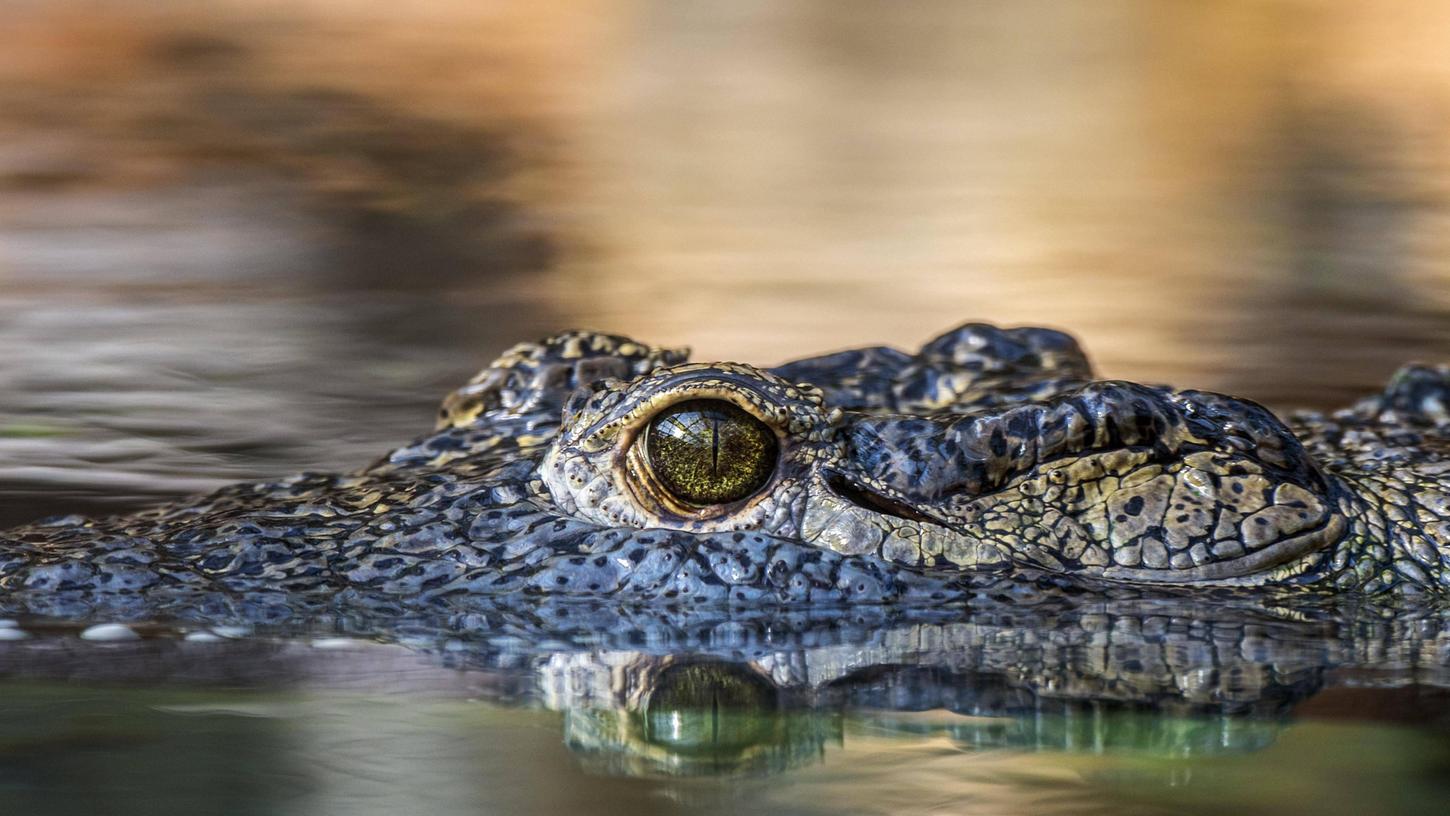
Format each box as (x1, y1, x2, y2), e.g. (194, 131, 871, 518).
(3, 321, 1450, 612)
(1, 597, 1447, 778)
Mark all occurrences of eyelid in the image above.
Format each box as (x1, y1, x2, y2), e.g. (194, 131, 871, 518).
(580, 381, 792, 454)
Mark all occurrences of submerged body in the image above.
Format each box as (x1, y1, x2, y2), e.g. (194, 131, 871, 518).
(3, 322, 1449, 609)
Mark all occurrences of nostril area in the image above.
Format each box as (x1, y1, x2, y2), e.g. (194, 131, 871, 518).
(826, 472, 938, 525)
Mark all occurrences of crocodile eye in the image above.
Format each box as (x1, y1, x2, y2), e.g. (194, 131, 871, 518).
(643, 663, 779, 753)
(644, 399, 778, 506)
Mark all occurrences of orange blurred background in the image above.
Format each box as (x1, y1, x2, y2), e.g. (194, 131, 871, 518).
(3, 0, 1450, 520)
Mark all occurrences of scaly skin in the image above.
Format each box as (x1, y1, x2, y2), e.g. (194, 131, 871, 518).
(1, 321, 1447, 612)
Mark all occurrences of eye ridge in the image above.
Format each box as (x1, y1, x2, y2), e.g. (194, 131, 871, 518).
(643, 399, 778, 507)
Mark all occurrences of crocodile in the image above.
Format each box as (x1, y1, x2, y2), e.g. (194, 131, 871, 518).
(2, 321, 1449, 614)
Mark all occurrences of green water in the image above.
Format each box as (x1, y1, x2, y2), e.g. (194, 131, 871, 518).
(0, 681, 1444, 816)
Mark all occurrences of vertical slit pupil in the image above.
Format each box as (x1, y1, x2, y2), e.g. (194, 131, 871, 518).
(710, 417, 720, 477)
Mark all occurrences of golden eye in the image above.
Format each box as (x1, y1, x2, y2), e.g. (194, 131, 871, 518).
(644, 399, 778, 506)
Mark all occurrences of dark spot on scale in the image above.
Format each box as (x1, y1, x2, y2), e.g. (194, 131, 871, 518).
(1255, 517, 1268, 525)
(732, 533, 745, 542)
(1007, 413, 1033, 437)
(1124, 496, 1145, 516)
(1232, 483, 1244, 494)
(989, 427, 1008, 457)
(1176, 514, 1190, 523)
(555, 576, 568, 585)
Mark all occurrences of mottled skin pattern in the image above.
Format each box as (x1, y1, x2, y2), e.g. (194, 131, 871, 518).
(2, 321, 1449, 613)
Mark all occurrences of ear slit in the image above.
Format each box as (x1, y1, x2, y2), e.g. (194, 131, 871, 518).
(826, 473, 939, 525)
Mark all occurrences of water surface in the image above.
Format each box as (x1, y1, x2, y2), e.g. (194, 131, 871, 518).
(1, 600, 1448, 815)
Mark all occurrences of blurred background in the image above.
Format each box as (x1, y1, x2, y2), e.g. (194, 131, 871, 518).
(2, 0, 1449, 525)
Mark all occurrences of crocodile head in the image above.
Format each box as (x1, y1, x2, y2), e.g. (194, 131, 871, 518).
(536, 332, 1345, 592)
(4, 321, 1441, 613)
